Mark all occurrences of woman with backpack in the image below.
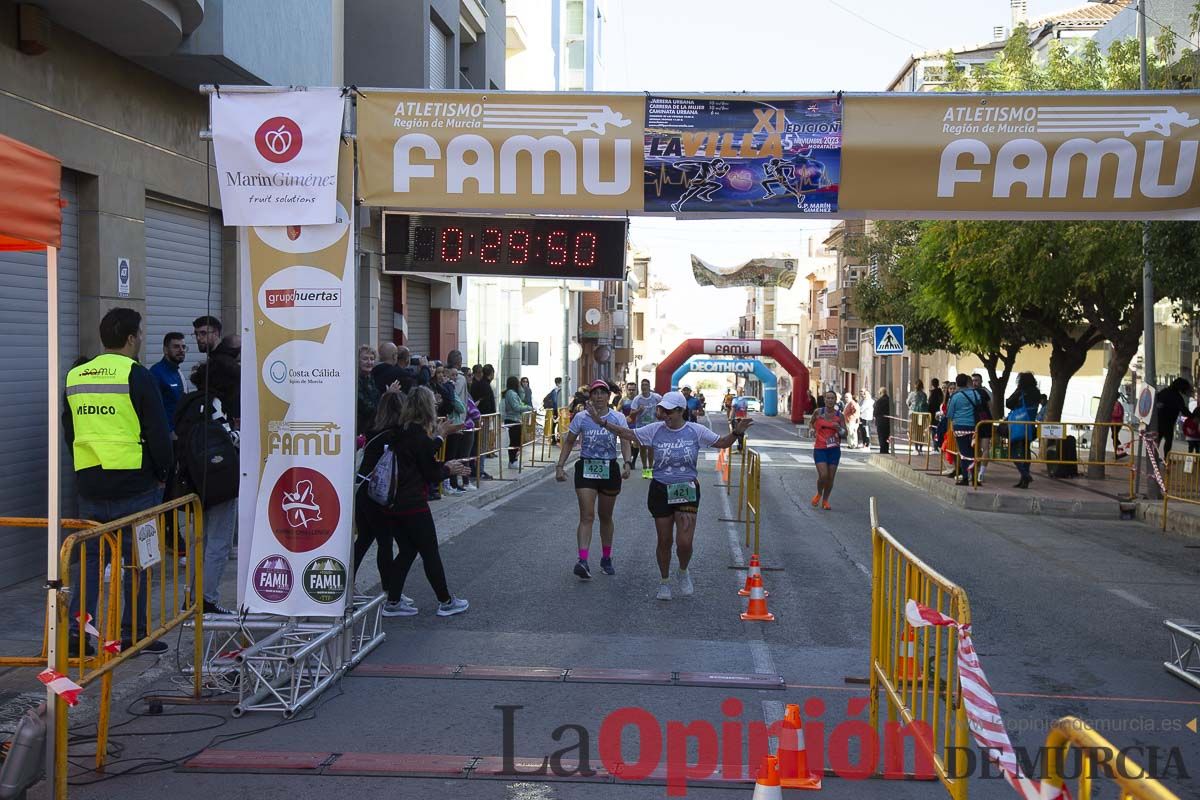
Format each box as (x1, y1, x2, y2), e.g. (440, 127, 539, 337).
(357, 387, 470, 617)
(1006, 372, 1041, 489)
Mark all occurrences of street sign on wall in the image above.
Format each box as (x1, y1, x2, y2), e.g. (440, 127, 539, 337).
(873, 325, 905, 355)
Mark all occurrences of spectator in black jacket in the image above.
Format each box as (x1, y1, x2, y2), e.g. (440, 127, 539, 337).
(470, 364, 497, 415)
(64, 308, 172, 654)
(1006, 372, 1041, 489)
(873, 389, 892, 454)
(193, 316, 241, 422)
(1156, 377, 1194, 455)
(356, 387, 470, 618)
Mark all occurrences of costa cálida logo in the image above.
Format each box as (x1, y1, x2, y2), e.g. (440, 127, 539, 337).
(267, 467, 340, 553)
(255, 116, 304, 163)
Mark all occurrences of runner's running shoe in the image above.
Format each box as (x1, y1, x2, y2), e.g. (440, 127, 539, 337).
(574, 559, 592, 580)
(678, 571, 694, 596)
(811, 494, 820, 507)
(656, 583, 672, 601)
(599, 557, 615, 576)
(437, 597, 470, 617)
(382, 599, 418, 617)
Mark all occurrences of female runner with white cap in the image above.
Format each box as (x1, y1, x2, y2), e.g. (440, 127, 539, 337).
(588, 390, 752, 600)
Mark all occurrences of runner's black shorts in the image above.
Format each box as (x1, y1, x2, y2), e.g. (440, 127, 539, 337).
(574, 458, 622, 496)
(647, 478, 701, 518)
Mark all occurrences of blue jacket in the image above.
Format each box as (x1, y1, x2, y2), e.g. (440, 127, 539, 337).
(946, 388, 983, 431)
(149, 358, 184, 432)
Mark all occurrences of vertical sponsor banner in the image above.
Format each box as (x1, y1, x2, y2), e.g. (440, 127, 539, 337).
(644, 96, 842, 214)
(840, 93, 1200, 218)
(211, 88, 344, 226)
(356, 91, 644, 211)
(237, 139, 354, 615)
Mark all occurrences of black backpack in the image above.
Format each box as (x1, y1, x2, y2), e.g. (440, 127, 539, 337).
(175, 392, 240, 507)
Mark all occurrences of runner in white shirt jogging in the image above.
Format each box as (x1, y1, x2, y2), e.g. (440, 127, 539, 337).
(556, 380, 632, 579)
(627, 378, 662, 479)
(590, 391, 752, 601)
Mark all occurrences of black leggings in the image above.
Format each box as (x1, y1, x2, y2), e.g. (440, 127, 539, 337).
(360, 502, 450, 603)
(507, 423, 522, 463)
(353, 505, 393, 594)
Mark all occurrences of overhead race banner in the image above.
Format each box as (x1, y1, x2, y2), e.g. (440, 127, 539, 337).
(691, 255, 798, 288)
(352, 89, 1200, 219)
(644, 95, 842, 213)
(211, 88, 344, 226)
(702, 339, 763, 357)
(840, 93, 1200, 219)
(237, 139, 355, 615)
(357, 91, 645, 212)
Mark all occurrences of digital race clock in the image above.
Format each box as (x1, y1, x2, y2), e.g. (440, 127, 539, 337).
(382, 213, 628, 280)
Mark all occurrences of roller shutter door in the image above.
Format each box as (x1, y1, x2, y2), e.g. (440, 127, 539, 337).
(0, 173, 79, 589)
(428, 19, 449, 89)
(145, 199, 224, 391)
(405, 279, 431, 356)
(379, 272, 394, 344)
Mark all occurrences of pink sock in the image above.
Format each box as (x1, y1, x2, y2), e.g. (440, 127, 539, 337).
(602, 546, 612, 559)
(579, 549, 589, 561)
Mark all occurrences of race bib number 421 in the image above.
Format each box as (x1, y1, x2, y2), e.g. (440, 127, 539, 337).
(666, 482, 698, 505)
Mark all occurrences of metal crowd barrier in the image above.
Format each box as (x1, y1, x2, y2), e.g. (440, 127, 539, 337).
(869, 497, 971, 800)
(474, 412, 517, 482)
(52, 494, 205, 798)
(971, 420, 1136, 494)
(742, 448, 762, 553)
(1043, 717, 1180, 800)
(907, 412, 933, 464)
(1161, 451, 1200, 530)
(515, 410, 543, 469)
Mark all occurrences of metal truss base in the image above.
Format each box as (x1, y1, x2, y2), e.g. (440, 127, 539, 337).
(1164, 619, 1200, 690)
(181, 595, 385, 716)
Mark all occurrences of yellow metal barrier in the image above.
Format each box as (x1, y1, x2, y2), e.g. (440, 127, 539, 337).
(1043, 716, 1180, 800)
(51, 494, 205, 799)
(0, 518, 99, 669)
(743, 448, 762, 553)
(906, 412, 933, 464)
(516, 410, 541, 469)
(1162, 451, 1200, 530)
(971, 420, 1136, 495)
(869, 497, 971, 800)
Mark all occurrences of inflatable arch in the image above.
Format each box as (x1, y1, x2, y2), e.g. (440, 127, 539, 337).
(656, 339, 811, 424)
(671, 357, 778, 417)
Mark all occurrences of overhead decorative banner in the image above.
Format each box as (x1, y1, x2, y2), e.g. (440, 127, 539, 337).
(840, 93, 1200, 219)
(357, 91, 645, 212)
(236, 139, 355, 616)
(691, 255, 798, 288)
(644, 95, 842, 214)
(211, 88, 344, 226)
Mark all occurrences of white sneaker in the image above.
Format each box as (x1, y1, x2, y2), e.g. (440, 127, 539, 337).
(656, 583, 672, 601)
(464, 482, 479, 492)
(508, 460, 519, 469)
(401, 594, 413, 605)
(437, 597, 469, 617)
(678, 571, 694, 597)
(382, 599, 418, 617)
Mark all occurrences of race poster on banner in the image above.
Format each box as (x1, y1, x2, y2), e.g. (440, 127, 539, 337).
(211, 88, 344, 226)
(236, 139, 355, 615)
(356, 91, 645, 212)
(644, 95, 842, 214)
(840, 93, 1200, 218)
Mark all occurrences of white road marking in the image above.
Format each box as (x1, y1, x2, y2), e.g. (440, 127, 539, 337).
(1107, 588, 1157, 610)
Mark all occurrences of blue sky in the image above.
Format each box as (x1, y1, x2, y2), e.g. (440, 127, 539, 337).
(601, 0, 1081, 332)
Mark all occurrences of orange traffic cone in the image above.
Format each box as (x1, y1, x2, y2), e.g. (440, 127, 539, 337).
(778, 704, 821, 790)
(751, 755, 783, 800)
(898, 624, 922, 682)
(739, 554, 768, 597)
(740, 574, 775, 622)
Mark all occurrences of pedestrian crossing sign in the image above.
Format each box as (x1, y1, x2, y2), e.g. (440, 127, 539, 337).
(874, 325, 905, 355)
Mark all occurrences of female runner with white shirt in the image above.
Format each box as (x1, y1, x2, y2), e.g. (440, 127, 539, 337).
(589, 391, 752, 601)
(556, 380, 632, 580)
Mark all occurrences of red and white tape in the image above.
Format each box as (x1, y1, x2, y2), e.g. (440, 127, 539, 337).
(76, 612, 122, 654)
(906, 600, 1063, 800)
(1140, 433, 1167, 492)
(38, 668, 83, 706)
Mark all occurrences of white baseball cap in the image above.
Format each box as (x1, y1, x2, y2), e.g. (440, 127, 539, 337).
(658, 390, 688, 411)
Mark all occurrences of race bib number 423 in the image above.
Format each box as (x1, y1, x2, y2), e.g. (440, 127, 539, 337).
(583, 459, 610, 479)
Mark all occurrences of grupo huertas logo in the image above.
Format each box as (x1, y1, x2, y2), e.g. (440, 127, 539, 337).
(262, 339, 342, 403)
(259, 265, 345, 331)
(252, 202, 349, 253)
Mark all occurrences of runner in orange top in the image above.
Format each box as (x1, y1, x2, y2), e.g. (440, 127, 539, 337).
(810, 390, 849, 510)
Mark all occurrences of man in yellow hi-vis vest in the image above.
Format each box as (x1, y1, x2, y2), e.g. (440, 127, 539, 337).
(64, 308, 172, 655)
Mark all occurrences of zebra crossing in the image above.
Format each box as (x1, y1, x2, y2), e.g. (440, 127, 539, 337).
(702, 449, 870, 470)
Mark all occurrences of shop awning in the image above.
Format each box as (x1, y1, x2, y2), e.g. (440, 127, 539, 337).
(0, 132, 62, 251)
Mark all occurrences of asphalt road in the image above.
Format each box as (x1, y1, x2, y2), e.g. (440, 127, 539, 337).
(51, 412, 1200, 800)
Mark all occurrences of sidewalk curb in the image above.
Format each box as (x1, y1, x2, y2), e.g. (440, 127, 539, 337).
(867, 454, 1124, 519)
(430, 457, 568, 523)
(1136, 500, 1200, 539)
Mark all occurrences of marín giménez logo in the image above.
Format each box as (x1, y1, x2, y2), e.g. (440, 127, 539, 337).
(255, 116, 303, 164)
